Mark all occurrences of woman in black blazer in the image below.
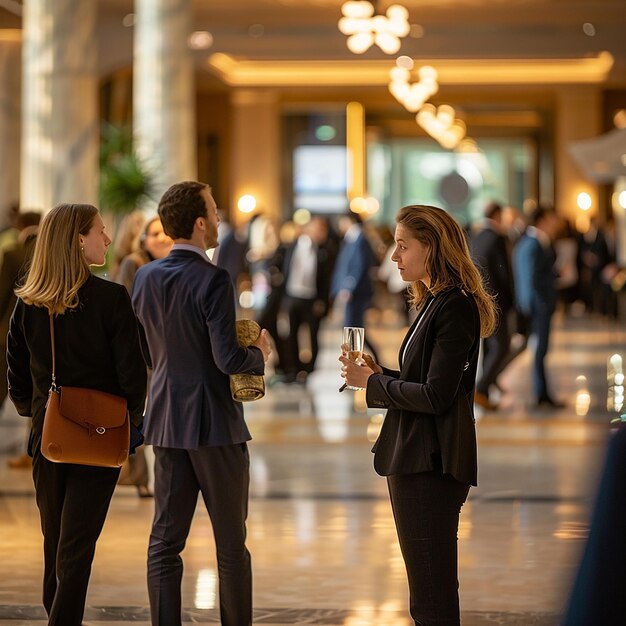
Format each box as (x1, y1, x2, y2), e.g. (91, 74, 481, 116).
(7, 204, 147, 626)
(340, 205, 496, 626)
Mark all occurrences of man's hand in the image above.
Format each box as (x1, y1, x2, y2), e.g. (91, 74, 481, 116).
(252, 329, 272, 362)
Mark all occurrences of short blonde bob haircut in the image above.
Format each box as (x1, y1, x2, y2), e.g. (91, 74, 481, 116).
(396, 204, 497, 338)
(16, 203, 98, 315)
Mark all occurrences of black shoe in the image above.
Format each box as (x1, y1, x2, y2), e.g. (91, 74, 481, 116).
(534, 396, 565, 409)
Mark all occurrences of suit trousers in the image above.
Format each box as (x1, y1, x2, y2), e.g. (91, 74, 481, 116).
(476, 313, 511, 396)
(530, 307, 553, 401)
(284, 295, 322, 376)
(32, 449, 120, 626)
(148, 444, 252, 626)
(387, 469, 470, 626)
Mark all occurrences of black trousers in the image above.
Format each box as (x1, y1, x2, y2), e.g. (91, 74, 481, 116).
(476, 313, 511, 396)
(387, 470, 470, 626)
(32, 449, 120, 626)
(148, 444, 251, 626)
(283, 295, 322, 376)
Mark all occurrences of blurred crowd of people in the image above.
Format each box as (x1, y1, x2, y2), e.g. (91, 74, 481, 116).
(1, 199, 624, 450)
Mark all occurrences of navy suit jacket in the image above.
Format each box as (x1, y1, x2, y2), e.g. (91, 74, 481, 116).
(512, 233, 557, 316)
(366, 287, 480, 486)
(132, 249, 264, 449)
(330, 228, 375, 301)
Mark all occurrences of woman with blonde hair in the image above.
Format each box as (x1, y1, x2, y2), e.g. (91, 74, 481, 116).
(340, 204, 496, 626)
(7, 204, 147, 626)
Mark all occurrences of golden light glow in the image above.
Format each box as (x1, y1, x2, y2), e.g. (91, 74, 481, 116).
(346, 101, 366, 201)
(207, 52, 614, 87)
(339, 2, 410, 55)
(577, 192, 592, 211)
(0, 29, 21, 41)
(237, 194, 257, 213)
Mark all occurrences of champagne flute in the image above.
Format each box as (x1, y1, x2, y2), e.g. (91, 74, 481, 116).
(340, 326, 365, 391)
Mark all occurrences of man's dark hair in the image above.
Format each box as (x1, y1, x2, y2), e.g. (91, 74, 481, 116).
(528, 202, 555, 227)
(484, 201, 502, 220)
(158, 181, 209, 239)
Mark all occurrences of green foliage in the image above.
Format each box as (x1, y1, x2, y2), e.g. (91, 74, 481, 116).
(99, 123, 154, 215)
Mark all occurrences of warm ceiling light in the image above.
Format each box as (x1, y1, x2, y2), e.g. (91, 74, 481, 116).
(339, 1, 410, 55)
(582, 22, 596, 37)
(188, 31, 214, 50)
(416, 103, 467, 150)
(389, 62, 438, 113)
(237, 194, 257, 213)
(577, 192, 592, 211)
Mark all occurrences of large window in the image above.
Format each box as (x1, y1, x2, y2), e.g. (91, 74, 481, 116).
(369, 138, 533, 225)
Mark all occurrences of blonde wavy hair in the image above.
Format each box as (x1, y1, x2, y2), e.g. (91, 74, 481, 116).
(396, 205, 497, 338)
(15, 204, 98, 315)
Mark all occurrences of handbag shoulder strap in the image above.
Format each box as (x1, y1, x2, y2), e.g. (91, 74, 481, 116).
(49, 314, 57, 391)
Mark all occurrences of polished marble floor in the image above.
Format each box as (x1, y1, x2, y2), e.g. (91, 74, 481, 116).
(0, 308, 622, 625)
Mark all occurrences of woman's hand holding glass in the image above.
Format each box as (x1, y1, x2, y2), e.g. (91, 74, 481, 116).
(338, 351, 382, 391)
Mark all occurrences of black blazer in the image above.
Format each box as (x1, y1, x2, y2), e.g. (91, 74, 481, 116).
(7, 275, 148, 456)
(366, 287, 480, 486)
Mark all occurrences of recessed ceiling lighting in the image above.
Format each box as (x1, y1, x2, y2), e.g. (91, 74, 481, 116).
(122, 13, 135, 28)
(582, 22, 596, 37)
(188, 31, 214, 50)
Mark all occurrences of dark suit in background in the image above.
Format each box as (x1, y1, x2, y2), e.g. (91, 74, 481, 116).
(331, 222, 379, 360)
(7, 276, 147, 625)
(470, 220, 515, 405)
(513, 228, 559, 403)
(366, 288, 480, 625)
(132, 248, 265, 626)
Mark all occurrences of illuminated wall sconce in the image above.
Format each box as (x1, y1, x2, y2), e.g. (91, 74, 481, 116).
(416, 103, 467, 150)
(618, 190, 626, 209)
(577, 191, 592, 211)
(389, 62, 438, 113)
(237, 194, 257, 214)
(339, 1, 410, 55)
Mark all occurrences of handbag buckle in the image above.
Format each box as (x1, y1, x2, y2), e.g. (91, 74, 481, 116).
(95, 427, 106, 435)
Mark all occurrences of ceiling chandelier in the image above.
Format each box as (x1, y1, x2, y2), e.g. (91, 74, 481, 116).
(338, 1, 410, 55)
(389, 59, 439, 113)
(416, 103, 467, 150)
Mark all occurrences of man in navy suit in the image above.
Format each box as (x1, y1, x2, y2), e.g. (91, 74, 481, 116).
(512, 204, 563, 408)
(132, 181, 271, 626)
(331, 212, 380, 361)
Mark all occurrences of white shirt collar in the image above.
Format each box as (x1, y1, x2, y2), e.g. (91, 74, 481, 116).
(171, 243, 212, 262)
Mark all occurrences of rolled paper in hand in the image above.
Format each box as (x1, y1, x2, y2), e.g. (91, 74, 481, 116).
(229, 319, 266, 402)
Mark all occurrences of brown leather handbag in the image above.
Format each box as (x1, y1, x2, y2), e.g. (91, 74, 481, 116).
(41, 315, 130, 468)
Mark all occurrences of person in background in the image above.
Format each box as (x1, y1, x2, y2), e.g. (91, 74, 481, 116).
(279, 215, 333, 383)
(108, 210, 145, 281)
(114, 216, 173, 497)
(7, 204, 147, 626)
(331, 211, 380, 362)
(513, 204, 564, 408)
(132, 181, 271, 626)
(1, 211, 41, 469)
(340, 204, 496, 626)
(470, 201, 515, 411)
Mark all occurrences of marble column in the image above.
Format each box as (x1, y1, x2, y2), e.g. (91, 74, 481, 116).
(133, 0, 196, 207)
(20, 0, 99, 211)
(230, 90, 280, 226)
(0, 31, 21, 225)
(555, 86, 602, 224)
